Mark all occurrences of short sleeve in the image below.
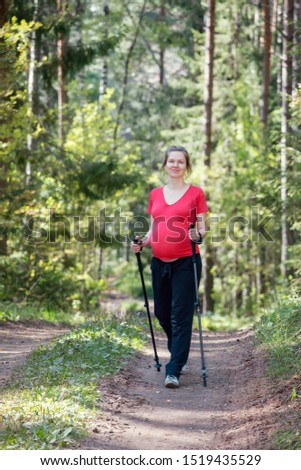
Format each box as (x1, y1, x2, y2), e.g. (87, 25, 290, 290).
(196, 187, 209, 213)
(147, 191, 153, 214)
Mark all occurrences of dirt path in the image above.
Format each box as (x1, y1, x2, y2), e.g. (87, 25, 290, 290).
(78, 329, 283, 450)
(0, 320, 69, 386)
(0, 321, 286, 449)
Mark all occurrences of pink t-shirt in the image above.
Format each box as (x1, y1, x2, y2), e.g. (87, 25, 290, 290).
(147, 185, 208, 260)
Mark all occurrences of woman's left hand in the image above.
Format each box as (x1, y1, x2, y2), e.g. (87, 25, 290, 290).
(188, 227, 201, 242)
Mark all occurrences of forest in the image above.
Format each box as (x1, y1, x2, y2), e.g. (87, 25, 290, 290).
(0, 0, 301, 453)
(1, 0, 300, 321)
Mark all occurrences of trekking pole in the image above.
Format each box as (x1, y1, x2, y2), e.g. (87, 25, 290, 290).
(133, 238, 161, 372)
(189, 224, 207, 387)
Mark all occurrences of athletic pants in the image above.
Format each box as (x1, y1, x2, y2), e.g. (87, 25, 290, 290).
(151, 254, 201, 378)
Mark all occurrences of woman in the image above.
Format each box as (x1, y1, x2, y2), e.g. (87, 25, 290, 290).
(131, 145, 208, 388)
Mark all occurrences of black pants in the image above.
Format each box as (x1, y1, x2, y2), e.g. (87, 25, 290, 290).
(151, 254, 201, 378)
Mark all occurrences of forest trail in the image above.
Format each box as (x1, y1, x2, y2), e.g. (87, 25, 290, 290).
(79, 329, 284, 450)
(0, 320, 69, 387)
(0, 322, 286, 449)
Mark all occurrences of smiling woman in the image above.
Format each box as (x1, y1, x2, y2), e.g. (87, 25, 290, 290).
(130, 145, 208, 389)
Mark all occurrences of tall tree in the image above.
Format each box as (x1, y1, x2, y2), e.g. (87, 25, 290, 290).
(99, 2, 110, 102)
(0, 0, 8, 256)
(262, 0, 271, 126)
(281, 0, 294, 279)
(293, 0, 301, 89)
(271, 0, 279, 54)
(26, 0, 40, 185)
(159, 1, 165, 85)
(56, 0, 69, 144)
(202, 0, 215, 313)
(0, 0, 6, 24)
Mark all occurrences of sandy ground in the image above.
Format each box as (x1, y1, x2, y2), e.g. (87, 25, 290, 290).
(0, 320, 69, 386)
(0, 321, 297, 450)
(78, 329, 286, 450)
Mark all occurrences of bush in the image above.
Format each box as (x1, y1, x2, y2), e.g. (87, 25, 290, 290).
(255, 292, 301, 450)
(255, 293, 301, 377)
(0, 255, 106, 314)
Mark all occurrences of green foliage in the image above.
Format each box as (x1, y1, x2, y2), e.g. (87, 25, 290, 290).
(255, 293, 301, 449)
(201, 312, 253, 332)
(0, 303, 79, 324)
(114, 258, 153, 298)
(0, 318, 146, 449)
(0, 251, 106, 312)
(1, 0, 301, 450)
(2, 0, 301, 324)
(64, 96, 139, 200)
(255, 293, 301, 378)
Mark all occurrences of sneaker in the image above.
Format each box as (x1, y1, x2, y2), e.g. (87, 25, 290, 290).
(164, 375, 180, 389)
(180, 363, 188, 375)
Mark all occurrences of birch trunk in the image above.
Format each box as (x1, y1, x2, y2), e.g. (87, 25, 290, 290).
(27, 0, 40, 185)
(56, 0, 68, 144)
(280, 0, 294, 279)
(293, 0, 300, 89)
(262, 0, 271, 126)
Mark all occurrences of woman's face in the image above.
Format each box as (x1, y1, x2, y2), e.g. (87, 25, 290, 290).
(164, 151, 187, 178)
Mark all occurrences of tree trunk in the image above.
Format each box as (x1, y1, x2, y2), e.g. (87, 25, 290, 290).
(75, 0, 86, 111)
(56, 0, 68, 144)
(0, 0, 6, 25)
(271, 0, 279, 54)
(231, 7, 240, 80)
(280, 0, 294, 279)
(99, 2, 109, 103)
(293, 0, 301, 88)
(262, 0, 271, 126)
(0, 0, 8, 256)
(299, 0, 301, 84)
(27, 0, 41, 185)
(204, 1, 215, 166)
(253, 0, 261, 48)
(202, 0, 215, 313)
(97, 247, 103, 280)
(159, 2, 165, 85)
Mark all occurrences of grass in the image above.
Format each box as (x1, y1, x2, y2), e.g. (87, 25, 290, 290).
(200, 312, 254, 331)
(2, 290, 299, 449)
(0, 316, 146, 449)
(255, 292, 301, 449)
(0, 302, 86, 325)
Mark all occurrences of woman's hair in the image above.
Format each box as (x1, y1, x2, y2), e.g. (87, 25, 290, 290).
(162, 145, 192, 175)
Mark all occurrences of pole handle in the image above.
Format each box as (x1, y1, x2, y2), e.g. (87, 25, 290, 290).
(133, 237, 143, 271)
(133, 236, 143, 248)
(189, 224, 197, 260)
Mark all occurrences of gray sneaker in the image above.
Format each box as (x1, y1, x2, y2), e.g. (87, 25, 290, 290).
(164, 375, 180, 389)
(180, 363, 188, 375)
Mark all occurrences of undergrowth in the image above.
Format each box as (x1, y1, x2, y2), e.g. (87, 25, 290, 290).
(255, 292, 301, 449)
(0, 317, 146, 449)
(201, 312, 253, 331)
(0, 303, 86, 324)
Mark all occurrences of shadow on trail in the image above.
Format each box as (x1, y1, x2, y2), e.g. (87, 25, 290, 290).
(79, 328, 278, 450)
